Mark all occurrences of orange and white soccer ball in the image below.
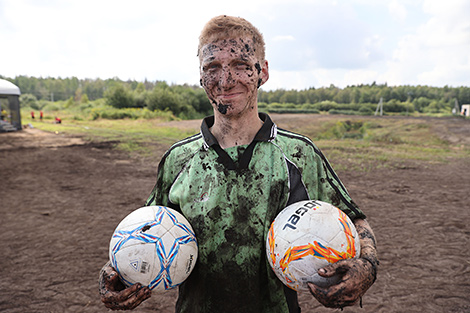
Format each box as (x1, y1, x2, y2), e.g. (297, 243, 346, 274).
(266, 200, 360, 291)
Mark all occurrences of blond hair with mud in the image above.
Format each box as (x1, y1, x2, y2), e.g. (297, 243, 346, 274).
(198, 15, 266, 63)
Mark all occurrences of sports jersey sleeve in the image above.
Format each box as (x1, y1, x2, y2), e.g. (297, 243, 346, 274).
(145, 150, 174, 208)
(276, 127, 365, 221)
(145, 134, 204, 209)
(303, 144, 366, 220)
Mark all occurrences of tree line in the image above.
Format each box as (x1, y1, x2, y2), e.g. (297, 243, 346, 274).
(258, 82, 470, 115)
(2, 75, 469, 117)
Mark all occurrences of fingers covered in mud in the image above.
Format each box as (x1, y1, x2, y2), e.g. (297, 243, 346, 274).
(99, 261, 151, 310)
(308, 258, 375, 308)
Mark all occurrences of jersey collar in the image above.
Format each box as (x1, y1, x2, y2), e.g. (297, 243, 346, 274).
(200, 113, 277, 150)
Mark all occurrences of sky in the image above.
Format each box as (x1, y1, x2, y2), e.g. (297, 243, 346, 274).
(0, 0, 469, 91)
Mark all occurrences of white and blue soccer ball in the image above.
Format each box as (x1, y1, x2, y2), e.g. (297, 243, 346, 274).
(109, 206, 198, 293)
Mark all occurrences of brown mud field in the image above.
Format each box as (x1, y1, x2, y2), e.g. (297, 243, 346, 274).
(1, 114, 469, 313)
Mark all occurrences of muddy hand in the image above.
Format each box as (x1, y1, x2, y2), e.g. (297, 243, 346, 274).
(308, 258, 375, 308)
(99, 261, 151, 310)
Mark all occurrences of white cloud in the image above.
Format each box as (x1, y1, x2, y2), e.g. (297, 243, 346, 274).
(272, 35, 296, 42)
(0, 0, 469, 89)
(382, 0, 470, 86)
(266, 70, 313, 90)
(388, 0, 408, 21)
(262, 2, 386, 73)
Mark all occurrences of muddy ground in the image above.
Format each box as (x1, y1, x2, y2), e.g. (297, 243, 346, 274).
(0, 114, 469, 313)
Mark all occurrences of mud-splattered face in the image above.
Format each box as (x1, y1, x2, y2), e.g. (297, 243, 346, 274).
(200, 37, 268, 117)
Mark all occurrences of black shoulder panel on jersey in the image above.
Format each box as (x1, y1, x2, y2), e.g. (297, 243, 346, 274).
(285, 158, 309, 206)
(276, 128, 363, 218)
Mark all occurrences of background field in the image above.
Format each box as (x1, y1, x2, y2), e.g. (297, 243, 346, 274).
(1, 113, 469, 312)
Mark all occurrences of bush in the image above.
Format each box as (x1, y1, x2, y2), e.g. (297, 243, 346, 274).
(81, 94, 89, 104)
(90, 106, 176, 121)
(313, 100, 339, 112)
(422, 100, 448, 114)
(328, 109, 358, 115)
(383, 99, 412, 113)
(146, 87, 182, 113)
(20, 94, 41, 110)
(63, 96, 75, 108)
(358, 106, 374, 115)
(41, 102, 62, 111)
(105, 85, 135, 108)
(266, 108, 319, 114)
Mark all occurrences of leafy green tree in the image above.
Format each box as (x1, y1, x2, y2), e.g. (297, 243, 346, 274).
(458, 87, 470, 104)
(105, 85, 135, 108)
(81, 94, 89, 104)
(413, 97, 432, 112)
(74, 87, 83, 103)
(135, 82, 146, 94)
(63, 96, 75, 108)
(279, 90, 299, 104)
(333, 88, 351, 104)
(146, 87, 183, 114)
(423, 100, 448, 113)
(192, 88, 212, 115)
(20, 93, 39, 109)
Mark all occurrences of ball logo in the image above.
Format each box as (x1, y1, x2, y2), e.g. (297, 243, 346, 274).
(282, 201, 317, 230)
(185, 254, 194, 274)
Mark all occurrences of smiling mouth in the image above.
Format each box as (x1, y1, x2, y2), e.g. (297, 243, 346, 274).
(219, 92, 242, 99)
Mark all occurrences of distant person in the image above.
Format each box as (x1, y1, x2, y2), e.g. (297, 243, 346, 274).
(1, 109, 6, 121)
(40, 111, 43, 121)
(31, 111, 35, 119)
(99, 15, 378, 312)
(55, 117, 61, 124)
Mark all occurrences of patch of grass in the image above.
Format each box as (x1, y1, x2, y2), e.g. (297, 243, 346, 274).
(23, 108, 469, 171)
(116, 141, 153, 158)
(298, 117, 469, 172)
(29, 117, 197, 157)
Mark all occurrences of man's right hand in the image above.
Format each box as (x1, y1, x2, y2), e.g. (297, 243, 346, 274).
(99, 261, 151, 310)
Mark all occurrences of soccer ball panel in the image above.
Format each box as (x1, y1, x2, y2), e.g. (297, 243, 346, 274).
(113, 243, 158, 287)
(114, 206, 160, 229)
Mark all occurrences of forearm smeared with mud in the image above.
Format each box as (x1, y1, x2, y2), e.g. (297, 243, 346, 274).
(355, 218, 379, 281)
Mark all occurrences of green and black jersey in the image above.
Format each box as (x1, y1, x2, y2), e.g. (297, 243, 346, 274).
(146, 113, 365, 313)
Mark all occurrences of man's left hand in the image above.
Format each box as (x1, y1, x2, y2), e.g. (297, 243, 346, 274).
(308, 256, 376, 308)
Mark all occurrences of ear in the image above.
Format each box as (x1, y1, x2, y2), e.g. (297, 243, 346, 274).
(258, 60, 269, 87)
(199, 66, 205, 87)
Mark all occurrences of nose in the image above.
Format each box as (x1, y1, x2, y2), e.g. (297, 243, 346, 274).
(219, 66, 236, 89)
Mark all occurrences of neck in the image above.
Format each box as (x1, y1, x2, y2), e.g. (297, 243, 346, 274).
(211, 110, 263, 149)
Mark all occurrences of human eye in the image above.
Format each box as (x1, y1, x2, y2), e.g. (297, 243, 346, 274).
(203, 62, 220, 72)
(234, 60, 251, 71)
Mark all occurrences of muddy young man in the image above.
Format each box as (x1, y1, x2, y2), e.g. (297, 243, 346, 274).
(99, 15, 378, 312)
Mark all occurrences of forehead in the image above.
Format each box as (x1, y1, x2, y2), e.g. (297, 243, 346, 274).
(201, 37, 256, 61)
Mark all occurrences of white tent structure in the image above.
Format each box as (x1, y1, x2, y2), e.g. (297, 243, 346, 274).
(0, 79, 21, 96)
(0, 79, 22, 131)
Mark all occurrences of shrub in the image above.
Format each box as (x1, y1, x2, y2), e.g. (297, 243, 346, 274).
(20, 94, 41, 110)
(328, 109, 358, 115)
(89, 106, 176, 121)
(105, 85, 135, 108)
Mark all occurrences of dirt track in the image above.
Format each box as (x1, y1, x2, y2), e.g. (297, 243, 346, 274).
(0, 115, 469, 313)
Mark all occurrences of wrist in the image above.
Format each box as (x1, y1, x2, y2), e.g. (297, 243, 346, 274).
(361, 256, 379, 282)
